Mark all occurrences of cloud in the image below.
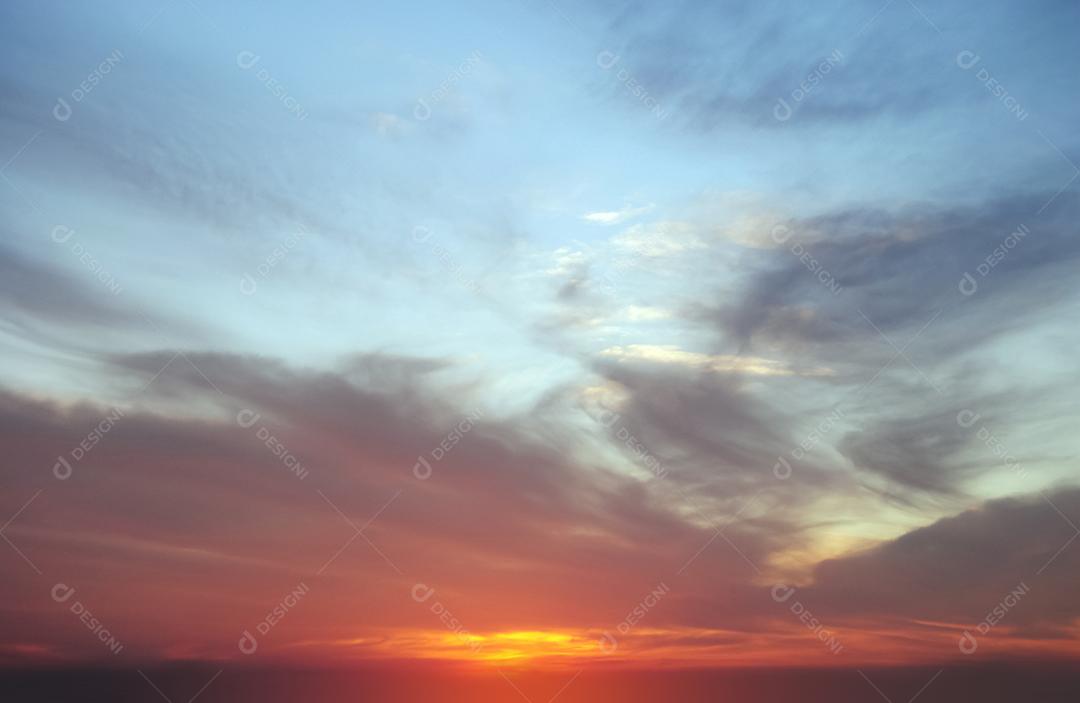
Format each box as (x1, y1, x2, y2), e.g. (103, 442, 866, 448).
(805, 488, 1080, 633)
(586, 357, 846, 505)
(838, 406, 987, 495)
(0, 242, 136, 329)
(613, 221, 705, 258)
(679, 188, 1080, 503)
(3, 350, 1079, 667)
(582, 204, 655, 225)
(0, 241, 192, 349)
(0, 351, 787, 661)
(590, 0, 970, 131)
(622, 305, 672, 321)
(599, 344, 831, 377)
(710, 190, 1080, 364)
(370, 111, 411, 138)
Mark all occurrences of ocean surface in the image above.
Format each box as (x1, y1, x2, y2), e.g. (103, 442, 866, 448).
(3, 663, 1080, 702)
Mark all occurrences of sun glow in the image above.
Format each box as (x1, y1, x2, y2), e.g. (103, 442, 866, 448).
(427, 630, 600, 663)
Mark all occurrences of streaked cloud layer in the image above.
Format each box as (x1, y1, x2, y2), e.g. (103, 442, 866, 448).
(1, 1, 1079, 696)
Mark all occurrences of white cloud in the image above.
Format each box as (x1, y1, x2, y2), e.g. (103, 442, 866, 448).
(370, 112, 410, 138)
(622, 306, 671, 321)
(545, 247, 589, 276)
(683, 190, 795, 249)
(582, 203, 655, 225)
(599, 344, 833, 377)
(612, 221, 705, 258)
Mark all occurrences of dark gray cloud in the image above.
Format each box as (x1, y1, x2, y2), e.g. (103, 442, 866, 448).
(587, 358, 850, 516)
(804, 487, 1080, 632)
(685, 189, 1080, 501)
(0, 241, 147, 330)
(0, 242, 131, 328)
(838, 407, 977, 495)
(588, 0, 965, 130)
(710, 190, 1080, 368)
(0, 351, 795, 660)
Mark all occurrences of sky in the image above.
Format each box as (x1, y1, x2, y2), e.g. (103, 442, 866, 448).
(2, 0, 1080, 700)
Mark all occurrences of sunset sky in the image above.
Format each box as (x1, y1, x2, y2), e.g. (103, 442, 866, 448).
(2, 1, 1080, 701)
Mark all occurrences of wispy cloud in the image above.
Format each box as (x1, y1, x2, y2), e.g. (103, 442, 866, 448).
(600, 344, 832, 377)
(582, 203, 655, 225)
